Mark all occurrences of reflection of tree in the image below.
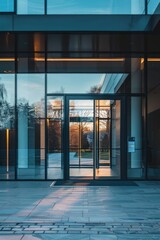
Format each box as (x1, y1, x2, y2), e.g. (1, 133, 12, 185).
(0, 83, 13, 129)
(90, 85, 101, 93)
(18, 98, 44, 120)
(47, 99, 62, 152)
(69, 101, 92, 150)
(48, 120, 61, 152)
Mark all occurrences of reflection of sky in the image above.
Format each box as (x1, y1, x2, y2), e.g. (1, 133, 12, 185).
(0, 0, 14, 12)
(17, 74, 45, 105)
(148, 0, 160, 14)
(47, 0, 144, 14)
(47, 74, 104, 94)
(0, 0, 159, 14)
(17, 0, 44, 14)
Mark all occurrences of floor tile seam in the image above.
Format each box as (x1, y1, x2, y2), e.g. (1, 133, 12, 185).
(1, 221, 160, 224)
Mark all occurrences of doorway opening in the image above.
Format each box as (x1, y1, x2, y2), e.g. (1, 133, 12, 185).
(69, 98, 121, 179)
(47, 95, 123, 180)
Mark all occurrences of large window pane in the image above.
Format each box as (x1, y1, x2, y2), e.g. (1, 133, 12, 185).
(47, 74, 104, 94)
(17, 74, 45, 179)
(0, 74, 15, 179)
(0, 0, 14, 12)
(47, 0, 145, 15)
(0, 54, 15, 73)
(148, 0, 160, 14)
(17, 53, 45, 73)
(0, 33, 15, 52)
(147, 58, 160, 179)
(17, 33, 45, 52)
(47, 96, 64, 179)
(17, 0, 44, 14)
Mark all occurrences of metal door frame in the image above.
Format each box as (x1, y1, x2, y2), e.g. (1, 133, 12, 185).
(62, 93, 126, 180)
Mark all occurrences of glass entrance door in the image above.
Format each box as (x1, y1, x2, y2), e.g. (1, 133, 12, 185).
(69, 100, 94, 179)
(68, 97, 121, 179)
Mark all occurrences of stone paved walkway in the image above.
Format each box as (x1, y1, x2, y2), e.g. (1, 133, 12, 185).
(0, 181, 160, 239)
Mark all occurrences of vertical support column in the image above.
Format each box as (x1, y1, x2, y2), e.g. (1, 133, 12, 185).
(64, 95, 69, 180)
(131, 59, 142, 170)
(18, 108, 28, 168)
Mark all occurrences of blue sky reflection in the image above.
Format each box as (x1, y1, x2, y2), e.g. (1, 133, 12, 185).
(47, 0, 145, 14)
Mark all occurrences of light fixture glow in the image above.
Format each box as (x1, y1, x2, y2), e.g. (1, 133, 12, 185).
(148, 58, 160, 62)
(0, 58, 15, 61)
(34, 57, 125, 62)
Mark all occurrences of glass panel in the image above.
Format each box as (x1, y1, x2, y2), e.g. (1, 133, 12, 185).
(17, 33, 45, 52)
(17, 74, 45, 179)
(147, 59, 160, 179)
(0, 54, 15, 73)
(0, 74, 15, 179)
(0, 33, 15, 52)
(47, 0, 145, 14)
(0, 0, 14, 12)
(95, 100, 121, 179)
(47, 96, 64, 179)
(47, 74, 106, 94)
(101, 58, 144, 94)
(69, 100, 94, 179)
(127, 97, 145, 178)
(17, 0, 44, 14)
(17, 53, 45, 73)
(148, 0, 160, 14)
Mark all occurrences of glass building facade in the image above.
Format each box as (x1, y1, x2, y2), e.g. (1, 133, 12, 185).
(0, 1, 160, 180)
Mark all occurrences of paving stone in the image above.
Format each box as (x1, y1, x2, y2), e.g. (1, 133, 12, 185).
(90, 235, 117, 240)
(0, 236, 23, 240)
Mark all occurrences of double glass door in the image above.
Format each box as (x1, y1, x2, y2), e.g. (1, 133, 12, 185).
(47, 95, 122, 180)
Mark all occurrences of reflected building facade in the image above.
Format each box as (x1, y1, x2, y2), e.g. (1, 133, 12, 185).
(0, 0, 160, 180)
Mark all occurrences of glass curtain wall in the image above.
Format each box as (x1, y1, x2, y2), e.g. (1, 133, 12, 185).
(0, 32, 153, 180)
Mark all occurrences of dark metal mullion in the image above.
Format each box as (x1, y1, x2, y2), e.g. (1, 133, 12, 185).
(121, 97, 127, 180)
(15, 32, 18, 179)
(110, 104, 113, 169)
(93, 100, 96, 180)
(144, 56, 148, 180)
(145, 0, 148, 15)
(44, 0, 47, 15)
(44, 33, 48, 180)
(14, 0, 17, 14)
(64, 95, 69, 180)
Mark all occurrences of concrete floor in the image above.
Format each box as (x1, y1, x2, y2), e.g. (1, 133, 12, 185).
(0, 181, 160, 239)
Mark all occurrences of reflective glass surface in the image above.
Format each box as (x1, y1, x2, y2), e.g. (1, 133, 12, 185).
(17, 74, 45, 179)
(0, 0, 14, 12)
(17, 0, 44, 14)
(47, 74, 104, 94)
(0, 74, 15, 179)
(47, 0, 145, 14)
(47, 96, 64, 179)
(147, 58, 160, 179)
(148, 0, 160, 14)
(69, 100, 94, 179)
